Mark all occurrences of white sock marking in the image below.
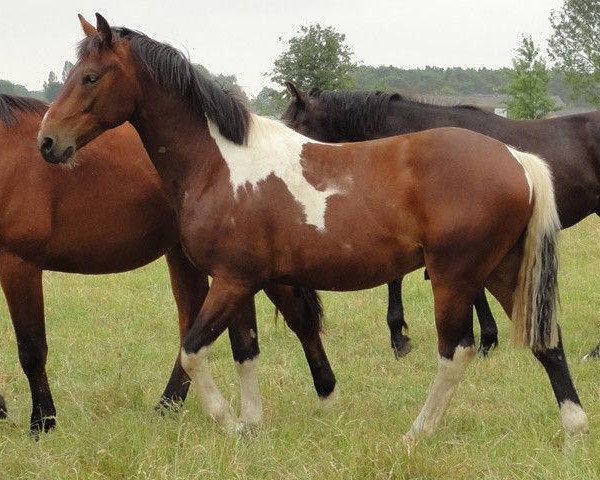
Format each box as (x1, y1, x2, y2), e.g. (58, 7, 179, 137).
(408, 345, 476, 438)
(236, 357, 262, 426)
(180, 347, 238, 432)
(208, 114, 343, 231)
(559, 400, 589, 436)
(318, 385, 338, 409)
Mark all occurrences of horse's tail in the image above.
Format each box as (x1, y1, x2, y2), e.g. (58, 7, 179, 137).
(293, 286, 324, 332)
(269, 286, 323, 333)
(509, 147, 561, 351)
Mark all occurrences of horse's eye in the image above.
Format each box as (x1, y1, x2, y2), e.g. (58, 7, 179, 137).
(83, 73, 99, 85)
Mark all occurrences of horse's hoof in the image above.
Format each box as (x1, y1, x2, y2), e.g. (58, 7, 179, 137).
(478, 336, 498, 357)
(30, 415, 56, 437)
(236, 421, 260, 438)
(0, 395, 7, 419)
(154, 397, 183, 416)
(392, 337, 412, 359)
(318, 386, 339, 409)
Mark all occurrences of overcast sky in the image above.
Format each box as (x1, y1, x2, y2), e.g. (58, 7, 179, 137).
(1, 0, 564, 97)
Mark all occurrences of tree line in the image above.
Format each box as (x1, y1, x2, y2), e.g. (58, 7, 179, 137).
(1, 0, 596, 120)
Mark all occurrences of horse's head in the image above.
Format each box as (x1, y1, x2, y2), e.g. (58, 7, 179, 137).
(38, 14, 140, 164)
(281, 82, 331, 142)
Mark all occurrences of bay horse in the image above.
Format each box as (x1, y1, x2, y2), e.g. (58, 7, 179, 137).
(282, 84, 600, 359)
(38, 14, 588, 440)
(0, 93, 335, 434)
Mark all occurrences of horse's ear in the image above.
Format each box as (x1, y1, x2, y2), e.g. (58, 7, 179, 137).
(78, 14, 97, 37)
(95, 13, 113, 45)
(285, 82, 304, 103)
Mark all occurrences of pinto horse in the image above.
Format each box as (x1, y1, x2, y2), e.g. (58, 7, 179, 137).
(38, 14, 588, 440)
(0, 93, 334, 434)
(282, 85, 600, 359)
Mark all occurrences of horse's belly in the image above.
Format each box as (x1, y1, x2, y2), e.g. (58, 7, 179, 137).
(276, 238, 424, 291)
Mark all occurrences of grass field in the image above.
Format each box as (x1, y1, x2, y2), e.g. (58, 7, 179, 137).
(0, 217, 599, 479)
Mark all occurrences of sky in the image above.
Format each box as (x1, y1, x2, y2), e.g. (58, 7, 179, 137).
(1, 0, 564, 97)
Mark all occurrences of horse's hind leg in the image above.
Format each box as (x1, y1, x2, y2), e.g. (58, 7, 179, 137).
(0, 394, 6, 418)
(474, 290, 499, 355)
(533, 327, 588, 436)
(387, 278, 411, 358)
(486, 253, 588, 438)
(406, 283, 476, 439)
(0, 252, 55, 434)
(264, 284, 337, 401)
(157, 245, 208, 410)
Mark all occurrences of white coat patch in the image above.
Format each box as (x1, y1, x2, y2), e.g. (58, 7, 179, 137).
(207, 114, 341, 231)
(507, 146, 534, 203)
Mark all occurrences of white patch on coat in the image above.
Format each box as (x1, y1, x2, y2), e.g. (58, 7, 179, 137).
(407, 345, 476, 438)
(236, 357, 262, 426)
(207, 114, 342, 231)
(559, 400, 589, 436)
(507, 146, 534, 203)
(180, 347, 238, 433)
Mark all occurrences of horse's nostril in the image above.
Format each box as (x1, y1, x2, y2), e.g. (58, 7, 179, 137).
(41, 137, 54, 154)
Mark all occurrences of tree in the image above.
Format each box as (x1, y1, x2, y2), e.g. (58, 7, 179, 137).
(548, 0, 600, 106)
(61, 61, 74, 82)
(269, 24, 356, 91)
(43, 71, 62, 101)
(505, 36, 556, 119)
(250, 87, 287, 117)
(0, 79, 30, 97)
(193, 64, 248, 102)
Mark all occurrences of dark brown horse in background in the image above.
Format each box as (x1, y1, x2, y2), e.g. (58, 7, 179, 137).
(0, 94, 335, 434)
(282, 84, 600, 359)
(38, 15, 587, 441)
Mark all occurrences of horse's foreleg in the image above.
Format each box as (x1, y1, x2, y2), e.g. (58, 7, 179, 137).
(0, 252, 55, 434)
(406, 284, 476, 440)
(387, 278, 411, 358)
(180, 276, 255, 433)
(226, 298, 262, 430)
(474, 290, 498, 355)
(157, 245, 209, 411)
(532, 326, 588, 437)
(0, 394, 6, 419)
(264, 284, 336, 401)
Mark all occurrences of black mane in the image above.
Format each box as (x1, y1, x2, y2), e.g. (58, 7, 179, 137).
(0, 95, 48, 127)
(307, 89, 403, 138)
(303, 89, 492, 139)
(78, 28, 250, 145)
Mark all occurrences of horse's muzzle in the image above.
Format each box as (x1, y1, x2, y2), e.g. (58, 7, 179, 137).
(39, 136, 74, 164)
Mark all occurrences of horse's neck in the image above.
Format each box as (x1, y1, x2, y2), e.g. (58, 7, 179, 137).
(130, 88, 220, 203)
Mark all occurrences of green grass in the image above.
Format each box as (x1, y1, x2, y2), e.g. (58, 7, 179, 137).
(0, 218, 599, 479)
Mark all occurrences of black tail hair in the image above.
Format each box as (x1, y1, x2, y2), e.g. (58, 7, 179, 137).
(293, 286, 324, 332)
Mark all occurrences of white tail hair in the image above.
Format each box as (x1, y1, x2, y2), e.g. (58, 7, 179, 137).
(507, 146, 561, 350)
